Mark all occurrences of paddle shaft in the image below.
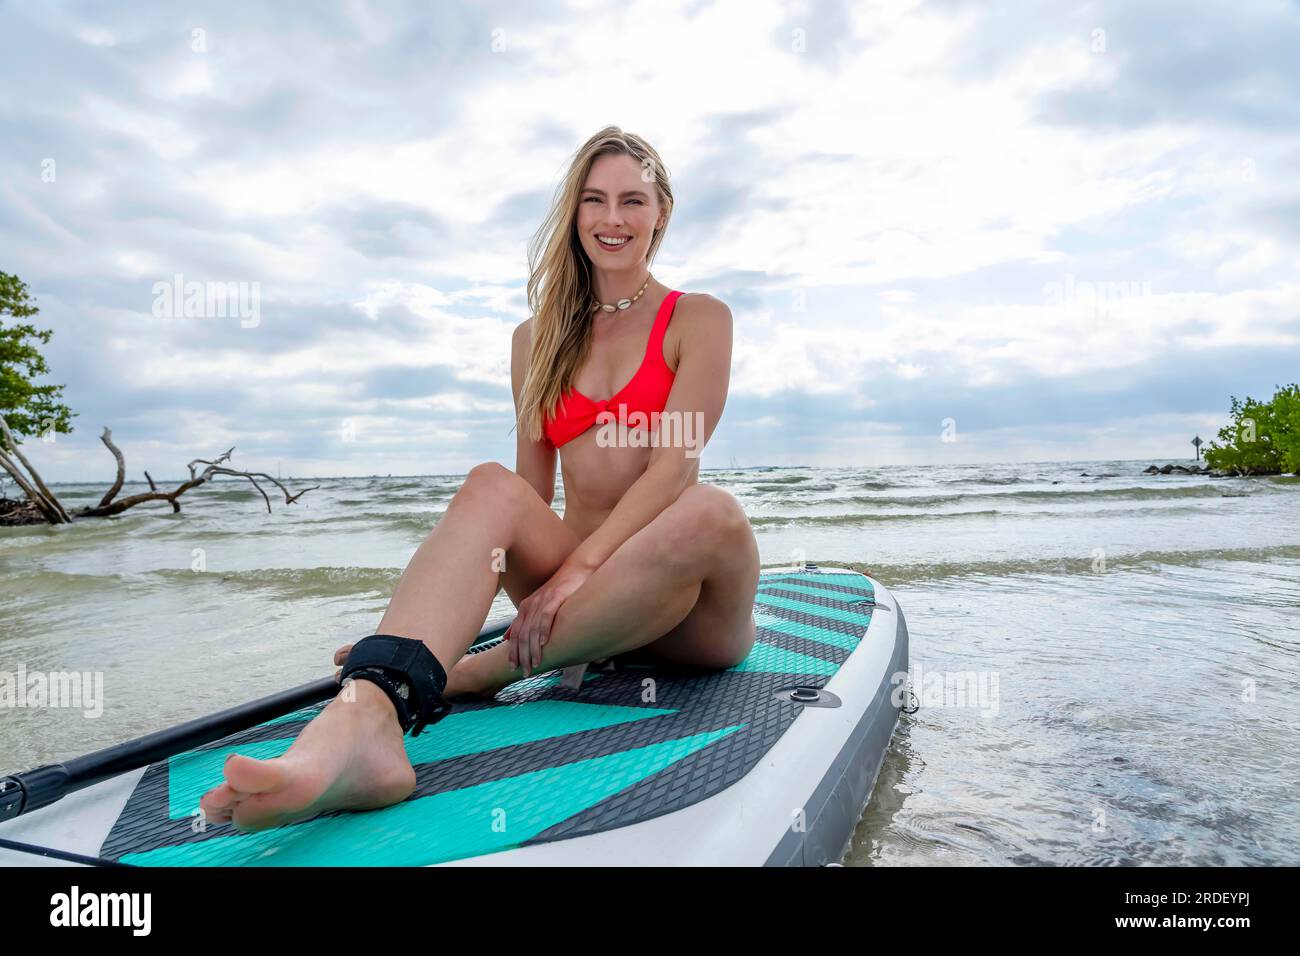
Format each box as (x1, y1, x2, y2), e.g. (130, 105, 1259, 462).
(0, 616, 513, 822)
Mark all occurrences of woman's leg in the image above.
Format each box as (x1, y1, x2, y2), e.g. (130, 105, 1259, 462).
(198, 462, 578, 832)
(454, 484, 761, 694)
(375, 462, 580, 672)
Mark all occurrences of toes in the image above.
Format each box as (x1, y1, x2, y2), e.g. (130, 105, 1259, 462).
(224, 754, 288, 795)
(202, 805, 234, 825)
(199, 782, 243, 825)
(230, 794, 290, 833)
(200, 780, 240, 813)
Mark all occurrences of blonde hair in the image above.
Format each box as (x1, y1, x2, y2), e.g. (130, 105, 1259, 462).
(516, 126, 674, 442)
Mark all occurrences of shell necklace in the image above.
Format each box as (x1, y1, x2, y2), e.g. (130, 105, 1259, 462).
(591, 274, 652, 313)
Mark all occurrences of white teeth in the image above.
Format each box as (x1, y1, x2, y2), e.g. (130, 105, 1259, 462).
(597, 235, 629, 246)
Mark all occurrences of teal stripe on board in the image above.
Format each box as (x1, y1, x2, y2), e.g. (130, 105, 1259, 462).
(403, 701, 673, 766)
(264, 705, 326, 727)
(753, 611, 861, 652)
(758, 580, 875, 604)
(729, 641, 837, 676)
(761, 573, 874, 594)
(168, 737, 293, 820)
(126, 726, 742, 867)
(754, 592, 874, 626)
(166, 700, 674, 820)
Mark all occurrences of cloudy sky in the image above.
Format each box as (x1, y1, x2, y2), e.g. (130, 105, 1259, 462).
(2, 0, 1297, 482)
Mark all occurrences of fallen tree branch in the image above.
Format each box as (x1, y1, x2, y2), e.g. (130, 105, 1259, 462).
(76, 479, 204, 517)
(186, 448, 235, 479)
(0, 416, 71, 523)
(0, 443, 64, 523)
(207, 465, 319, 508)
(97, 427, 126, 508)
(144, 470, 181, 513)
(0, 416, 316, 524)
(75, 446, 318, 517)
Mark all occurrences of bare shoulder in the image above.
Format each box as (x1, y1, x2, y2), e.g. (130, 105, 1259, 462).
(512, 316, 534, 348)
(666, 293, 732, 370)
(676, 292, 732, 325)
(672, 293, 732, 343)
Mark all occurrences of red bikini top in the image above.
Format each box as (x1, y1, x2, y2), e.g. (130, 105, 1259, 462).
(544, 290, 684, 448)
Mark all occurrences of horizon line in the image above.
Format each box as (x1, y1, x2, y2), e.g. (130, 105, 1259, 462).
(32, 455, 1213, 487)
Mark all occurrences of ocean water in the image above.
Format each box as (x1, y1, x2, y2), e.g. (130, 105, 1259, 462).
(1, 460, 1297, 865)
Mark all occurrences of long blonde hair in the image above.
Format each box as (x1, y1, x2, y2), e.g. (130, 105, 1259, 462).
(517, 126, 674, 442)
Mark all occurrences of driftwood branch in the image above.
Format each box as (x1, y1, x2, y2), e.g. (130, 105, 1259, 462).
(0, 417, 315, 524)
(207, 465, 319, 509)
(77, 449, 318, 518)
(76, 477, 205, 517)
(0, 416, 71, 523)
(97, 427, 126, 508)
(217, 466, 271, 512)
(0, 443, 62, 523)
(187, 447, 235, 480)
(144, 470, 181, 513)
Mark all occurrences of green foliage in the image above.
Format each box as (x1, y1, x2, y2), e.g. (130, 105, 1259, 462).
(0, 271, 75, 442)
(1272, 384, 1300, 474)
(1203, 384, 1300, 476)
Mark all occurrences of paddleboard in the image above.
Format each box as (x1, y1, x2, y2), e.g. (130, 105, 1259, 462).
(0, 566, 907, 866)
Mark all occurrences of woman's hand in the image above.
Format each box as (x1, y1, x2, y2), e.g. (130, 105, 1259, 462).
(507, 562, 594, 677)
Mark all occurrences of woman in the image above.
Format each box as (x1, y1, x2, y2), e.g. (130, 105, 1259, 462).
(199, 126, 760, 832)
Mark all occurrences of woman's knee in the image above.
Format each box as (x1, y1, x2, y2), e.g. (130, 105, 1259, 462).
(656, 485, 753, 566)
(463, 460, 512, 488)
(676, 484, 752, 543)
(446, 462, 528, 521)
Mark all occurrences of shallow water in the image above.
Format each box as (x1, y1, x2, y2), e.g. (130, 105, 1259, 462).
(2, 460, 1297, 864)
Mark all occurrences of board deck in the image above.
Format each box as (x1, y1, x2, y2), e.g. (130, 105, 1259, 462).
(0, 567, 907, 867)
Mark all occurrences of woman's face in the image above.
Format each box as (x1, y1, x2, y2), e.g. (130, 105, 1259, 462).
(575, 152, 663, 272)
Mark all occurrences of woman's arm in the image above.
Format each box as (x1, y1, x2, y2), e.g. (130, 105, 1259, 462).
(511, 318, 557, 504)
(561, 293, 734, 574)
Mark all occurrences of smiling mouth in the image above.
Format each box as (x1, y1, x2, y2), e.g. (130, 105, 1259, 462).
(596, 234, 631, 249)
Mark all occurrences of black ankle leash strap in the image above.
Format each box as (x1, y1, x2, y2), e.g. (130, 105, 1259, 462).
(339, 635, 451, 737)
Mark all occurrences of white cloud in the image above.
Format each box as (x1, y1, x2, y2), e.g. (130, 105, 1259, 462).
(2, 0, 1297, 480)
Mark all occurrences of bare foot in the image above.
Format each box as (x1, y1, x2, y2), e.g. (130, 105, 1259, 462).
(444, 643, 521, 700)
(199, 679, 416, 832)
